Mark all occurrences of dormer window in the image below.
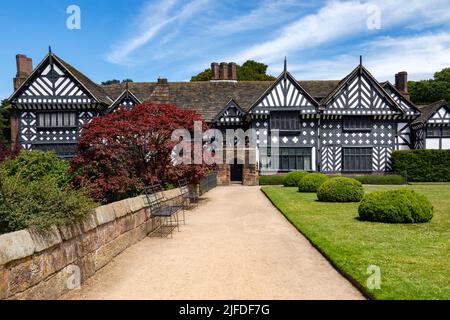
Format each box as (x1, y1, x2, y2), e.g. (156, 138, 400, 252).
(343, 117, 372, 131)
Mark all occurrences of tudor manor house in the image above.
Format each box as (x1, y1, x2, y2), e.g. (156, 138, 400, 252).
(7, 51, 450, 185)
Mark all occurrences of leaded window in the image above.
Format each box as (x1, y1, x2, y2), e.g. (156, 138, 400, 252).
(343, 147, 372, 172)
(271, 147, 312, 171)
(428, 126, 450, 137)
(443, 127, 450, 137)
(37, 112, 77, 128)
(270, 112, 300, 131)
(343, 117, 372, 131)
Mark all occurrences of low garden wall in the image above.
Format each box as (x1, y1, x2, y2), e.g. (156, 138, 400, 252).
(0, 189, 181, 300)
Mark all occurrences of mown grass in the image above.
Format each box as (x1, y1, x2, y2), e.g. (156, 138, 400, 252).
(261, 184, 450, 300)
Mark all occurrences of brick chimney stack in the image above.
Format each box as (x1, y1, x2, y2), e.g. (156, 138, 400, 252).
(395, 71, 410, 100)
(210, 62, 238, 81)
(220, 62, 229, 80)
(229, 63, 237, 81)
(211, 63, 220, 80)
(13, 54, 33, 91)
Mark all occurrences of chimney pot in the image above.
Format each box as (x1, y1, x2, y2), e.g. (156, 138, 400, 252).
(220, 62, 229, 80)
(228, 62, 237, 81)
(211, 62, 219, 80)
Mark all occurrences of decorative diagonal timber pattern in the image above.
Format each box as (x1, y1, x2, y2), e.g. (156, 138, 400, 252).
(429, 107, 450, 124)
(326, 73, 396, 115)
(384, 85, 417, 115)
(218, 101, 244, 124)
(15, 59, 94, 109)
(414, 129, 425, 149)
(19, 112, 37, 149)
(372, 147, 392, 171)
(255, 75, 316, 116)
(321, 146, 342, 172)
(396, 122, 411, 150)
(258, 78, 312, 108)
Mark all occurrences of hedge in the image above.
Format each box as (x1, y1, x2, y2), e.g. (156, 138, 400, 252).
(283, 171, 309, 187)
(342, 175, 406, 185)
(0, 150, 96, 233)
(392, 149, 450, 182)
(259, 175, 285, 185)
(298, 173, 329, 192)
(317, 177, 364, 202)
(0, 173, 96, 233)
(358, 189, 433, 223)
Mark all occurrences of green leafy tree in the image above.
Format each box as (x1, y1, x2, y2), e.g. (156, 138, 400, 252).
(101, 79, 134, 85)
(0, 99, 11, 144)
(191, 69, 212, 81)
(101, 79, 120, 85)
(434, 68, 450, 82)
(409, 68, 450, 104)
(191, 60, 276, 81)
(237, 60, 276, 81)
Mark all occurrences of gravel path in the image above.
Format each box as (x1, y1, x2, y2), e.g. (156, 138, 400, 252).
(64, 186, 364, 300)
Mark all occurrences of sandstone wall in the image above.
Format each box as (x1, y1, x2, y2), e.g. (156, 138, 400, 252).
(0, 189, 182, 300)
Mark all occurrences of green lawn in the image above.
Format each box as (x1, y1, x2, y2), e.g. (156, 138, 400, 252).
(261, 184, 450, 300)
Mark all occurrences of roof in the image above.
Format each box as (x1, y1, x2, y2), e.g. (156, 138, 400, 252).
(411, 100, 449, 126)
(101, 80, 339, 121)
(55, 55, 112, 105)
(10, 51, 424, 122)
(319, 64, 404, 113)
(9, 52, 112, 106)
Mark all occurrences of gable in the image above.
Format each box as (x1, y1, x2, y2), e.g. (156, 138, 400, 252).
(428, 106, 450, 124)
(251, 72, 317, 115)
(11, 54, 100, 109)
(382, 83, 419, 116)
(105, 90, 141, 114)
(215, 100, 245, 124)
(323, 67, 402, 116)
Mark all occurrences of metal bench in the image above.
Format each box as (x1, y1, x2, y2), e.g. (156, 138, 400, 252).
(144, 184, 183, 238)
(178, 178, 200, 210)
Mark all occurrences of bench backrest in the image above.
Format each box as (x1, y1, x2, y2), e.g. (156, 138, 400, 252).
(144, 184, 165, 213)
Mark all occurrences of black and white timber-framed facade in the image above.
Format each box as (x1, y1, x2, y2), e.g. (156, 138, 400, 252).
(8, 51, 450, 184)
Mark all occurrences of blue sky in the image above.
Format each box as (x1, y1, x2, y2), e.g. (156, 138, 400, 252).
(1, 0, 450, 100)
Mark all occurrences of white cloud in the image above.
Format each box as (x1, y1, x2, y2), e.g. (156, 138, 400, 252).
(106, 0, 209, 64)
(229, 0, 450, 64)
(285, 32, 450, 81)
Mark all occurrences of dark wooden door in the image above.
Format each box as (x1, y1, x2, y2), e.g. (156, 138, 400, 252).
(230, 164, 243, 182)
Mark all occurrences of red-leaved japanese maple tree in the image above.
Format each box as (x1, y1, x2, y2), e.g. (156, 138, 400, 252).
(71, 103, 213, 203)
(0, 142, 19, 163)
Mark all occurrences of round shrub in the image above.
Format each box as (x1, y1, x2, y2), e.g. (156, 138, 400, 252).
(358, 189, 433, 223)
(298, 173, 329, 192)
(283, 171, 309, 187)
(317, 177, 364, 202)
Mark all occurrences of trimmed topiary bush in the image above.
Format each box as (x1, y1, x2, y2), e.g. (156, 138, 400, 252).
(283, 171, 309, 187)
(358, 189, 433, 223)
(298, 173, 329, 192)
(317, 177, 364, 202)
